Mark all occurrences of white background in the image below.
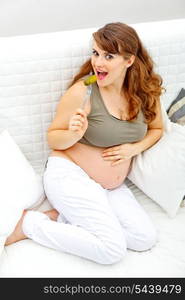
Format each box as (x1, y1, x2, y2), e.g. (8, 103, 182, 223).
(0, 0, 185, 36)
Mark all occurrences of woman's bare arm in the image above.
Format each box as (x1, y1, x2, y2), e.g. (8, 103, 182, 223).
(133, 99, 164, 155)
(47, 81, 88, 150)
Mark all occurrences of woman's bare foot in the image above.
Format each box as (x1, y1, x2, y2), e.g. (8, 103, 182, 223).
(5, 209, 59, 246)
(5, 210, 28, 246)
(44, 209, 59, 221)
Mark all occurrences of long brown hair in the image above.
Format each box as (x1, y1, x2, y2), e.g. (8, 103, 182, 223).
(69, 22, 165, 124)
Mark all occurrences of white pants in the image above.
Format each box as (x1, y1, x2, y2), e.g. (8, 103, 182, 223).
(22, 157, 157, 265)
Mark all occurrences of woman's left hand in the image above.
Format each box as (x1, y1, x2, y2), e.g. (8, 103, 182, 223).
(102, 143, 138, 166)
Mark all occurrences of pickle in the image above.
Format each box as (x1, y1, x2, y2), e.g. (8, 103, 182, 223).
(84, 75, 97, 86)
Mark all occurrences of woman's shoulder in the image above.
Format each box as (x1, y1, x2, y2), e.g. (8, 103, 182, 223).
(66, 80, 87, 98)
(59, 78, 93, 111)
(69, 79, 85, 91)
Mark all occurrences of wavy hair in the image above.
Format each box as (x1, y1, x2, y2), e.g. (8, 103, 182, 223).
(69, 22, 165, 124)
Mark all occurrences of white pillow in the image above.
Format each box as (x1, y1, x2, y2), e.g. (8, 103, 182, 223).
(128, 121, 185, 218)
(0, 130, 45, 256)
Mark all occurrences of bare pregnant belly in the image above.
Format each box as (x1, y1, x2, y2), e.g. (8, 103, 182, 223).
(50, 143, 132, 189)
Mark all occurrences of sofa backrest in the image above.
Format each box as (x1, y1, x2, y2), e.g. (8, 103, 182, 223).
(0, 19, 185, 174)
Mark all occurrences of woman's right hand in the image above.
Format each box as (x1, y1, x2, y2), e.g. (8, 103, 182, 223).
(68, 108, 88, 139)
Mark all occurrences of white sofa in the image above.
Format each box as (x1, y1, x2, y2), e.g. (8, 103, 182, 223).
(0, 19, 185, 277)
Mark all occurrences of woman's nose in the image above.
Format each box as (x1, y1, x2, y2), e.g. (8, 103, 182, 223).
(95, 55, 105, 67)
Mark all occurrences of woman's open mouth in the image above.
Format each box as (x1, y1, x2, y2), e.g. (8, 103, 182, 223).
(97, 71, 108, 80)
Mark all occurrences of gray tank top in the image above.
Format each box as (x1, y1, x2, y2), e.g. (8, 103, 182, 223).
(79, 83, 147, 147)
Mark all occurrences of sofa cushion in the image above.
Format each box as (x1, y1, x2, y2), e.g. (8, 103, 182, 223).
(128, 122, 185, 217)
(0, 130, 45, 257)
(167, 88, 185, 125)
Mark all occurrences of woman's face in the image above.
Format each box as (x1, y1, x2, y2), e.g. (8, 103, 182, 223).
(91, 41, 133, 88)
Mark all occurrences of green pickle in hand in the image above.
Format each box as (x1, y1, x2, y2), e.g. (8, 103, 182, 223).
(84, 75, 97, 86)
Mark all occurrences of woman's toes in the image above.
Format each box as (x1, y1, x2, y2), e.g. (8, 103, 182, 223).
(44, 209, 59, 221)
(5, 210, 28, 246)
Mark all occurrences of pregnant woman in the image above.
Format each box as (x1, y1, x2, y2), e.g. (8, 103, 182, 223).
(6, 22, 164, 264)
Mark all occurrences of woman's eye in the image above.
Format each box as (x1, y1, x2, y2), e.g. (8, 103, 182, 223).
(105, 54, 114, 60)
(92, 50, 114, 60)
(92, 50, 98, 56)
